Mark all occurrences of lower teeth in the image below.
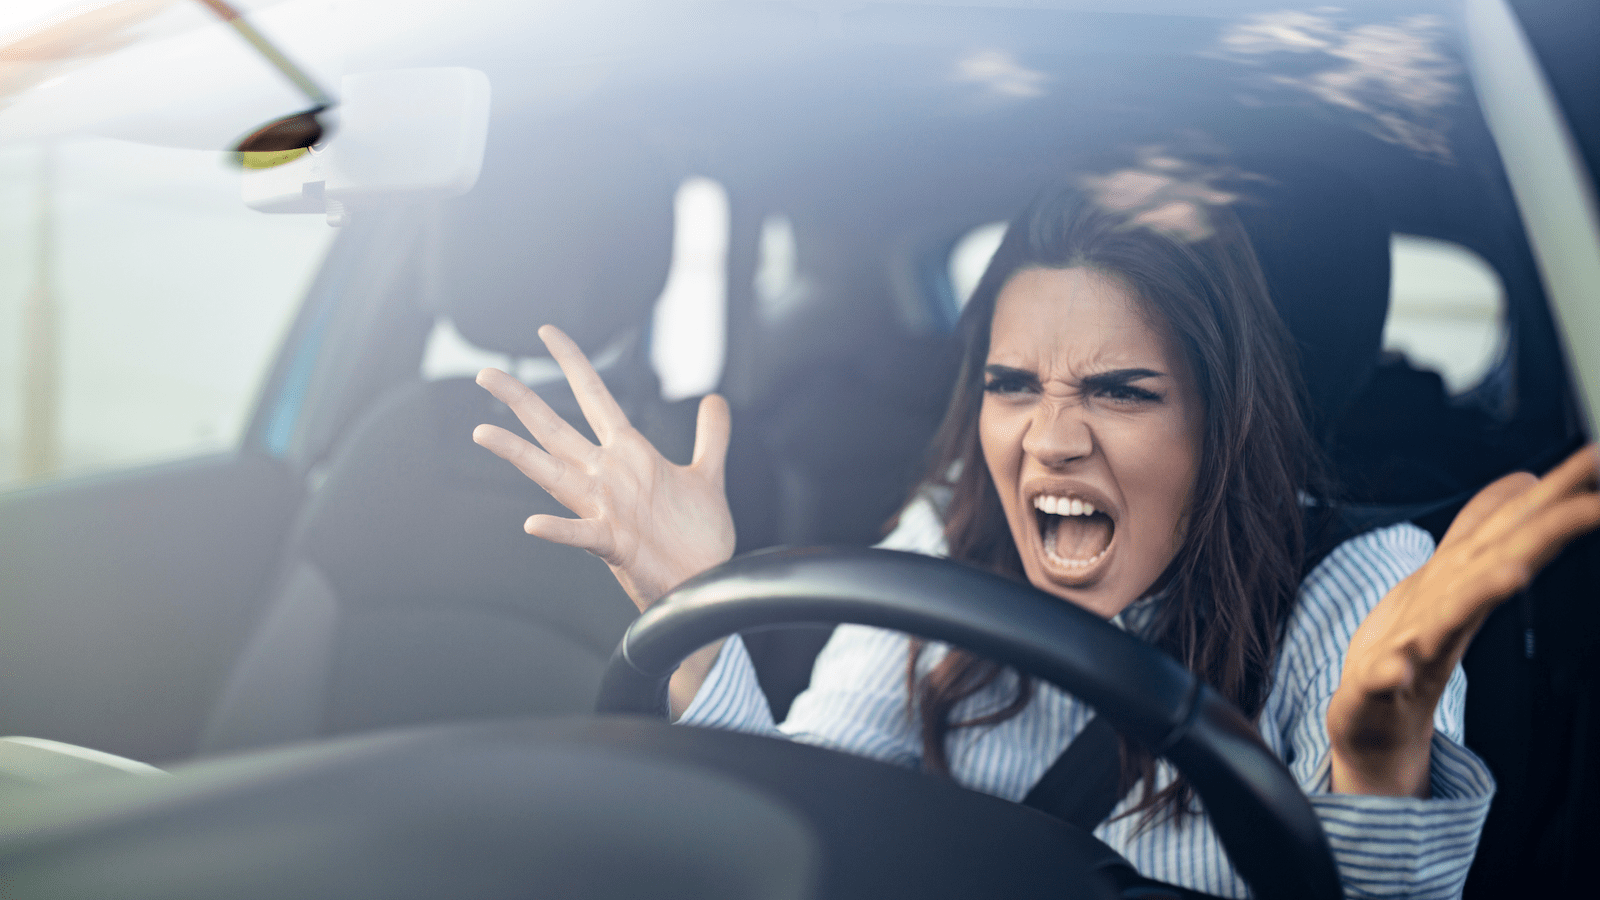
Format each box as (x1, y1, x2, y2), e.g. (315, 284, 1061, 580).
(1043, 518, 1110, 569)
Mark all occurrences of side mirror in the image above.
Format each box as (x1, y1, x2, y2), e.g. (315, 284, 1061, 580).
(242, 67, 490, 223)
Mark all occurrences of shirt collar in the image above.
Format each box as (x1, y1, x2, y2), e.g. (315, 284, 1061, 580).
(1109, 588, 1166, 635)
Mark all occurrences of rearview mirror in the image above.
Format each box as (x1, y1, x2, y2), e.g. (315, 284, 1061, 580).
(242, 67, 490, 223)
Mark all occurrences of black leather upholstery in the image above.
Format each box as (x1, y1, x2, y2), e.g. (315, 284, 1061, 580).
(1232, 159, 1392, 442)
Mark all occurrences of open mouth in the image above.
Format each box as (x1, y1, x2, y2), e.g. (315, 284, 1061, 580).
(1032, 494, 1115, 570)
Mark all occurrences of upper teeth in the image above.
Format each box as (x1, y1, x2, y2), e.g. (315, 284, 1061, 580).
(1033, 495, 1096, 517)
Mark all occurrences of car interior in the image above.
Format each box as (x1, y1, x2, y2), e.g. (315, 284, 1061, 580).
(1, 1, 1596, 898)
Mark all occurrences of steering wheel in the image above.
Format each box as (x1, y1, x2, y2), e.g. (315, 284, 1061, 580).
(596, 547, 1343, 900)
(0, 548, 1341, 899)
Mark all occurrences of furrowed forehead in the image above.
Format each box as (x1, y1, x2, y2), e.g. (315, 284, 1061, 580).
(988, 269, 1177, 368)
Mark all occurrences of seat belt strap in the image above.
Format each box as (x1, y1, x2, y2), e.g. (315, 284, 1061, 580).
(1021, 714, 1124, 829)
(1019, 503, 1397, 829)
(1020, 499, 1453, 831)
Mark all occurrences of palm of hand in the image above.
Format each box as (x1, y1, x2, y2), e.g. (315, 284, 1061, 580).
(472, 325, 735, 611)
(1329, 446, 1600, 796)
(574, 421, 736, 607)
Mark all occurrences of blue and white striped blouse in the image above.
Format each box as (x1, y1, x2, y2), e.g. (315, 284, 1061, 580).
(680, 500, 1495, 899)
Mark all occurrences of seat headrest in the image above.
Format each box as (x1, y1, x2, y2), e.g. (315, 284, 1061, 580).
(433, 124, 678, 358)
(1233, 160, 1392, 440)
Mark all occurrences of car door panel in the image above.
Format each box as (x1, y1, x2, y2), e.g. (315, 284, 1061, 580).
(0, 452, 301, 763)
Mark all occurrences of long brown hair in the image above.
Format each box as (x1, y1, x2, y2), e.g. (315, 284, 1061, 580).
(908, 185, 1319, 827)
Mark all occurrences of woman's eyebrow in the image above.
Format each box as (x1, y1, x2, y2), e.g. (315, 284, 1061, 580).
(983, 364, 1168, 387)
(983, 363, 1038, 381)
(1081, 367, 1167, 386)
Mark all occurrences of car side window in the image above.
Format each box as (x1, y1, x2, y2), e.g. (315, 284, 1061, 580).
(1383, 234, 1506, 395)
(948, 221, 1006, 314)
(0, 139, 336, 492)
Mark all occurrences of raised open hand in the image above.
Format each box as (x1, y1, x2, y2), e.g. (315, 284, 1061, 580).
(472, 325, 735, 612)
(1328, 444, 1600, 796)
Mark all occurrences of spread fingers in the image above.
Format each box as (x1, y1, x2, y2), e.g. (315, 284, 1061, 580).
(1443, 445, 1599, 550)
(1488, 445, 1598, 534)
(476, 367, 595, 462)
(472, 423, 592, 513)
(524, 514, 615, 559)
(539, 325, 632, 444)
(1495, 489, 1600, 576)
(1439, 471, 1536, 546)
(691, 393, 731, 481)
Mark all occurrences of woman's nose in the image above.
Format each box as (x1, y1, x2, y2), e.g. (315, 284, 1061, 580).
(1022, 401, 1093, 467)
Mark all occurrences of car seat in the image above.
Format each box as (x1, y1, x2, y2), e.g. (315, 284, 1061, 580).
(1243, 162, 1596, 900)
(717, 206, 966, 719)
(199, 130, 696, 754)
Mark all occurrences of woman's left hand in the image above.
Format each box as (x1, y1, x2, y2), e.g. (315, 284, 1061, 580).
(1327, 444, 1600, 797)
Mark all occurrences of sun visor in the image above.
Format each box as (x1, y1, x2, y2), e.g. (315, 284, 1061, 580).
(242, 67, 490, 222)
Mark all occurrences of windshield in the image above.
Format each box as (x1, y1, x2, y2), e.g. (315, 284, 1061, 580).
(2, 6, 1596, 896)
(0, 138, 332, 488)
(0, 1, 1554, 496)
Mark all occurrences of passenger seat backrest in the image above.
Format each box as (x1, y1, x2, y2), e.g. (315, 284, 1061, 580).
(201, 125, 690, 754)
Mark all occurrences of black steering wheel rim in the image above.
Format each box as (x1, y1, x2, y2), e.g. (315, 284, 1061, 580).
(596, 547, 1342, 900)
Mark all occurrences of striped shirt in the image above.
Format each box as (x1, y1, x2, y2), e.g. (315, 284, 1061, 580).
(680, 500, 1495, 899)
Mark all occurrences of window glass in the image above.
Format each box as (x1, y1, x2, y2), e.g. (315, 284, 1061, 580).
(1383, 235, 1506, 394)
(948, 221, 1006, 313)
(754, 213, 800, 322)
(651, 176, 728, 401)
(0, 138, 336, 492)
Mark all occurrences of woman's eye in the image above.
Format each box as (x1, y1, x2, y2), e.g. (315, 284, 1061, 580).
(1095, 384, 1161, 403)
(983, 376, 1034, 396)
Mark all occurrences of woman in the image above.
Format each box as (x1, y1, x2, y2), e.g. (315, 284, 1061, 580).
(471, 185, 1600, 898)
